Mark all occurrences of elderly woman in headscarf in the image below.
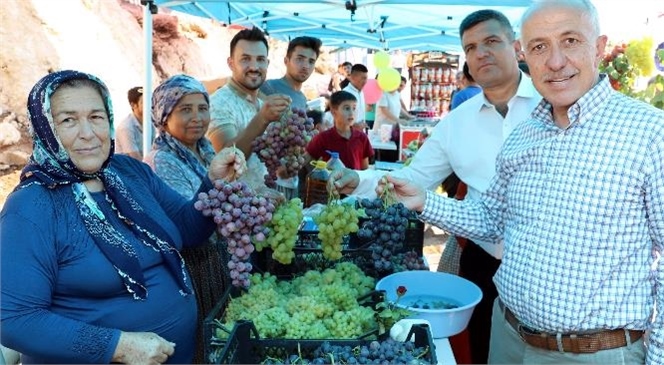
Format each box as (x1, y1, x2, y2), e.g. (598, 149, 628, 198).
(144, 74, 228, 363)
(0, 70, 244, 364)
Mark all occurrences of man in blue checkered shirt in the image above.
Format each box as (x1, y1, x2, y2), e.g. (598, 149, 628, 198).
(370, 0, 664, 363)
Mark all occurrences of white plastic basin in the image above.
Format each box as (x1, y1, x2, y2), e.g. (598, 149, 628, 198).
(376, 271, 482, 338)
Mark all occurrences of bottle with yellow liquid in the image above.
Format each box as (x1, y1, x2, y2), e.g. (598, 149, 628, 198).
(304, 160, 330, 208)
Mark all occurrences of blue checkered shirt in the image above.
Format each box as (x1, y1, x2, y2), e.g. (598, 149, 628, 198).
(420, 76, 664, 363)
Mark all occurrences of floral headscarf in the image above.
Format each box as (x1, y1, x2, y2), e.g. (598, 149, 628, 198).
(18, 70, 191, 300)
(151, 74, 215, 178)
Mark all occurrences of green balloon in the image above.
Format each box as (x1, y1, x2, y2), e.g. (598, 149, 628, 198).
(374, 51, 391, 69)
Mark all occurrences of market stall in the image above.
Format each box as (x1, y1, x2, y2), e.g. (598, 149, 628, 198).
(131, 2, 535, 363)
(184, 107, 482, 364)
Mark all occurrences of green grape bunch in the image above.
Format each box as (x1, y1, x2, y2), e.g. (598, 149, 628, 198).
(314, 201, 360, 260)
(259, 198, 304, 264)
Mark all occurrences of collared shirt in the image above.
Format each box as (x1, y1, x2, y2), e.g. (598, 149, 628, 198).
(115, 113, 143, 157)
(207, 79, 268, 191)
(374, 90, 403, 132)
(306, 127, 374, 170)
(343, 83, 366, 123)
(260, 78, 308, 111)
(420, 76, 664, 364)
(353, 73, 541, 258)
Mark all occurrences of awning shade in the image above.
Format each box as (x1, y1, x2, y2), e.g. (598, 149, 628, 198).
(153, 0, 534, 52)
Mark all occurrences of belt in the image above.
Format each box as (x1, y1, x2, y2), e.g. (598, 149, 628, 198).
(499, 300, 643, 354)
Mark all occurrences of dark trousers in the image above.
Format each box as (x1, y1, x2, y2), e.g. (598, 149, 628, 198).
(459, 240, 501, 364)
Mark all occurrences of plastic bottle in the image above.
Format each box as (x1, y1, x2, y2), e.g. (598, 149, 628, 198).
(325, 150, 346, 171)
(304, 160, 330, 208)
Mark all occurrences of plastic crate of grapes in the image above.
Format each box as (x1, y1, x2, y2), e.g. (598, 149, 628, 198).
(203, 287, 385, 363)
(296, 216, 365, 249)
(251, 245, 377, 279)
(216, 320, 437, 365)
(299, 215, 423, 255)
(203, 286, 242, 363)
(250, 217, 379, 279)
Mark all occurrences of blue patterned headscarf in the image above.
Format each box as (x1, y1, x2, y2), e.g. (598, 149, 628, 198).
(18, 70, 191, 300)
(151, 75, 215, 179)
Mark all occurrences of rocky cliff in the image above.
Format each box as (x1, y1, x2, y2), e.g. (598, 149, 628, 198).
(0, 0, 335, 173)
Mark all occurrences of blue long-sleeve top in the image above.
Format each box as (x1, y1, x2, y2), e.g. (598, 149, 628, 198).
(0, 155, 215, 363)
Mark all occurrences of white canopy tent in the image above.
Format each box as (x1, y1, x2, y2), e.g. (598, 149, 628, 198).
(139, 0, 534, 156)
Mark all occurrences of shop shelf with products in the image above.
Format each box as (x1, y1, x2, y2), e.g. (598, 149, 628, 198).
(408, 51, 460, 118)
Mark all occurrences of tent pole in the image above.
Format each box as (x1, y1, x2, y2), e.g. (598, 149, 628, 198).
(141, 0, 155, 159)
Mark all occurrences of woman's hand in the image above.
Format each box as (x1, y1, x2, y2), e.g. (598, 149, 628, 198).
(208, 146, 247, 182)
(376, 174, 426, 212)
(112, 332, 175, 364)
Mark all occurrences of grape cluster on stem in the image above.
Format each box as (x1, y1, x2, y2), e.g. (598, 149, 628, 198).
(314, 196, 360, 261)
(257, 197, 304, 264)
(251, 107, 317, 188)
(194, 179, 276, 288)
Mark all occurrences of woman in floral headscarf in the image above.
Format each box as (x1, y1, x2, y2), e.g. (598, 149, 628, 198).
(0, 70, 244, 364)
(144, 74, 228, 363)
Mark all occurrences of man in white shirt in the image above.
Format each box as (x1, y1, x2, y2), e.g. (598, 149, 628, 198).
(115, 86, 145, 160)
(374, 76, 414, 132)
(329, 9, 541, 363)
(342, 64, 368, 130)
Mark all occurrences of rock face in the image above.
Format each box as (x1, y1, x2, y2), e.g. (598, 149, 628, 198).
(0, 0, 335, 172)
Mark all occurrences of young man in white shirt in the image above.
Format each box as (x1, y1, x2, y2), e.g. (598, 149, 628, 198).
(115, 86, 145, 160)
(342, 64, 369, 130)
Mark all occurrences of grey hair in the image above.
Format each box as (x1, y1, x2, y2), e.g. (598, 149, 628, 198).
(520, 0, 601, 39)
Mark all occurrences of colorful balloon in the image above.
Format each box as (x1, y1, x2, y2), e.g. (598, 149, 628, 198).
(377, 67, 401, 92)
(363, 79, 383, 104)
(373, 51, 390, 69)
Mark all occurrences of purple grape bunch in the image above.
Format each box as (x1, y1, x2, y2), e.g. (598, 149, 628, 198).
(251, 107, 317, 188)
(356, 198, 412, 272)
(194, 179, 276, 288)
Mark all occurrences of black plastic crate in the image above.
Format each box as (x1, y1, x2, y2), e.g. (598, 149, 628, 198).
(203, 286, 242, 363)
(299, 216, 425, 255)
(203, 287, 385, 363)
(217, 320, 437, 365)
(404, 218, 425, 254)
